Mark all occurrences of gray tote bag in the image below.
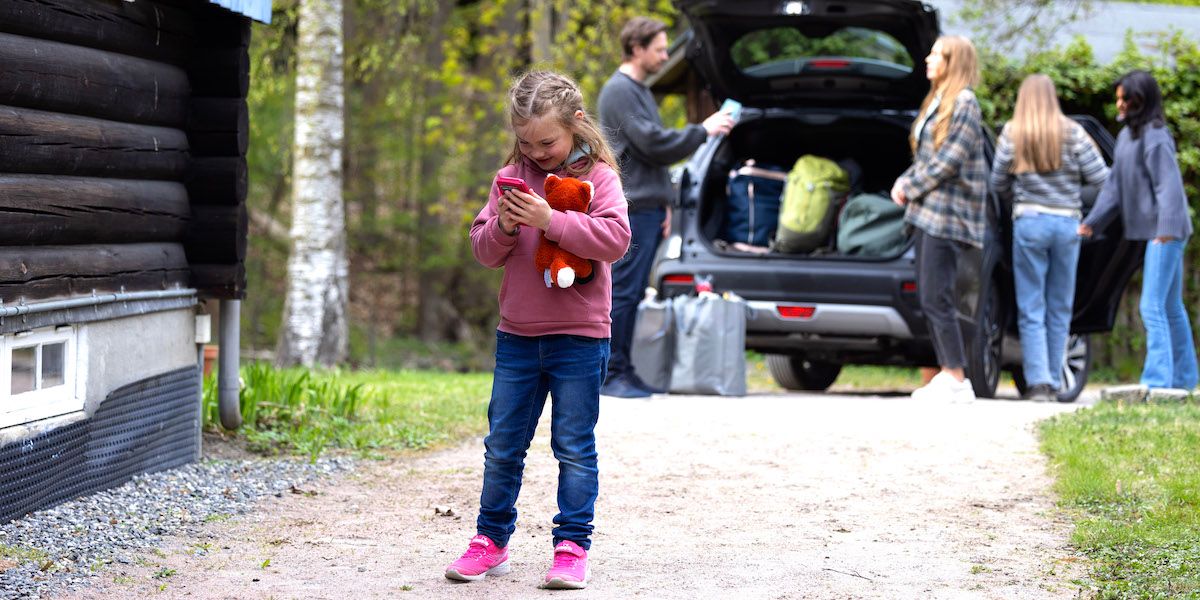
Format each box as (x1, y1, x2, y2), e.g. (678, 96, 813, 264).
(630, 292, 675, 391)
(668, 293, 747, 396)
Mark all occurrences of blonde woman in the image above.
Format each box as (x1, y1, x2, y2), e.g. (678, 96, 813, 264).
(891, 35, 988, 402)
(991, 75, 1110, 402)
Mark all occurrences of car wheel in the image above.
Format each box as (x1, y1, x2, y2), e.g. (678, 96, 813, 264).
(766, 355, 842, 391)
(1012, 334, 1091, 403)
(966, 283, 1004, 398)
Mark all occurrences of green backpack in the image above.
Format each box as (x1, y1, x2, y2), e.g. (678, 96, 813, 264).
(772, 155, 849, 254)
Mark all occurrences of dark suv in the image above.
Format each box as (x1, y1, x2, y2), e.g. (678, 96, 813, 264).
(651, 0, 1143, 400)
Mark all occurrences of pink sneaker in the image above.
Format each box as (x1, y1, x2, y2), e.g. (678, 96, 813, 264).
(542, 540, 588, 589)
(444, 535, 510, 582)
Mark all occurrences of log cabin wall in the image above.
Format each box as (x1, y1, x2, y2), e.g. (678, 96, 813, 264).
(0, 0, 250, 304)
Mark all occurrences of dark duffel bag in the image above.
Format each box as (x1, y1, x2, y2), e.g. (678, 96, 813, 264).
(836, 192, 908, 257)
(721, 161, 786, 247)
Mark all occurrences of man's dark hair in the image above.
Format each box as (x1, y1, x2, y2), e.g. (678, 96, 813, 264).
(1116, 70, 1166, 139)
(620, 17, 668, 60)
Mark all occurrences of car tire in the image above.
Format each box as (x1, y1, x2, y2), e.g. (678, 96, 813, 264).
(1012, 334, 1091, 403)
(766, 355, 842, 391)
(966, 282, 1004, 399)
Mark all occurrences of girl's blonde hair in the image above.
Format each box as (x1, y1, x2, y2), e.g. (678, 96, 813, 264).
(911, 35, 979, 153)
(1006, 74, 1066, 174)
(505, 70, 619, 178)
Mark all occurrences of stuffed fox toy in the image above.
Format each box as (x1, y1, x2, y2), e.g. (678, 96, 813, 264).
(536, 174, 594, 288)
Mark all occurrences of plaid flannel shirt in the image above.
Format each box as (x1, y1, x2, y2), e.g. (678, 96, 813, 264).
(899, 89, 988, 248)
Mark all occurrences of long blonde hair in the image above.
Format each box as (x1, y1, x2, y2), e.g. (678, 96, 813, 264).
(504, 70, 619, 178)
(1006, 75, 1066, 174)
(911, 35, 979, 153)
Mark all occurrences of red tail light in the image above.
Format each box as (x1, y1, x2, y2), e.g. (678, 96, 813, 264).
(809, 59, 851, 69)
(901, 281, 917, 293)
(777, 305, 816, 319)
(663, 274, 695, 285)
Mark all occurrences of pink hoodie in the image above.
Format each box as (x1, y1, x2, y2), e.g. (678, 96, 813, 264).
(470, 157, 631, 338)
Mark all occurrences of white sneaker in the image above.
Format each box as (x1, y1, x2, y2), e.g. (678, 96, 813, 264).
(911, 371, 953, 401)
(949, 377, 976, 403)
(912, 371, 975, 402)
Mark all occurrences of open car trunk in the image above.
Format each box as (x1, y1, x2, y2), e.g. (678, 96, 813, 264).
(697, 111, 916, 259)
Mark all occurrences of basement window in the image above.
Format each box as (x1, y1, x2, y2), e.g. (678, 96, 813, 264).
(1, 326, 82, 429)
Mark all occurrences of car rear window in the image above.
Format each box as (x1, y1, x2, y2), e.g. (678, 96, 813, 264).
(731, 26, 914, 80)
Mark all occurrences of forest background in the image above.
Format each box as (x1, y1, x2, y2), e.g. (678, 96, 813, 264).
(242, 0, 1200, 378)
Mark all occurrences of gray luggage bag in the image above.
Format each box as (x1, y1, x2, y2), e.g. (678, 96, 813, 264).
(630, 292, 675, 392)
(668, 293, 747, 396)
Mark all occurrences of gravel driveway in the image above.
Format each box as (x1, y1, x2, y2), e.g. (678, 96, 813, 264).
(66, 390, 1091, 599)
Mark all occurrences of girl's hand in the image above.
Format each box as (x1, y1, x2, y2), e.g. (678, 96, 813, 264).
(505, 189, 553, 231)
(890, 180, 908, 206)
(1077, 223, 1093, 238)
(1153, 235, 1175, 244)
(496, 196, 520, 235)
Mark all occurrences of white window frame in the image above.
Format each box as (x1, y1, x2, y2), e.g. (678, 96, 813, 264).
(0, 326, 83, 429)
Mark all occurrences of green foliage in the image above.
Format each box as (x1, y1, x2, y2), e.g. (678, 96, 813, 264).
(201, 363, 491, 460)
(1040, 401, 1200, 596)
(976, 30, 1200, 374)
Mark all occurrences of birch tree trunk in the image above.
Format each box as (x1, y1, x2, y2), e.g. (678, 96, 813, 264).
(276, 0, 348, 367)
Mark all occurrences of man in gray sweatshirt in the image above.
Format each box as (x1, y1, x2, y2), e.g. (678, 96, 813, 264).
(597, 16, 733, 398)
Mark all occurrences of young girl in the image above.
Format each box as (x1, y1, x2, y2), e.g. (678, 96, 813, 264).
(447, 70, 631, 590)
(891, 35, 987, 403)
(991, 75, 1110, 402)
(1079, 70, 1197, 391)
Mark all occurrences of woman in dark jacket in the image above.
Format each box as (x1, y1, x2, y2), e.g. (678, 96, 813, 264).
(1079, 70, 1197, 391)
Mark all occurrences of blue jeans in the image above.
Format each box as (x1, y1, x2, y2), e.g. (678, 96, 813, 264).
(1012, 213, 1080, 388)
(608, 208, 665, 380)
(1139, 238, 1198, 389)
(477, 331, 609, 550)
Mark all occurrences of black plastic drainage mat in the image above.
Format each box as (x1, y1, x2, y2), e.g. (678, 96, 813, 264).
(0, 367, 200, 524)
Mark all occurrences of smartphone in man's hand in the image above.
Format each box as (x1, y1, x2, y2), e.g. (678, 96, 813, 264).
(720, 98, 742, 123)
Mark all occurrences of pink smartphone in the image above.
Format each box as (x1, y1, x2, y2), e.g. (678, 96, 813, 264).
(496, 176, 532, 195)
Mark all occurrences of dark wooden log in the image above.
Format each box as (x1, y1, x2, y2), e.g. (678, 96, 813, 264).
(0, 0, 196, 65)
(191, 6, 253, 49)
(0, 32, 189, 127)
(153, 0, 254, 48)
(190, 263, 246, 299)
(186, 157, 247, 206)
(188, 98, 249, 156)
(0, 243, 190, 301)
(185, 205, 247, 263)
(0, 176, 189, 246)
(188, 47, 250, 98)
(0, 104, 189, 180)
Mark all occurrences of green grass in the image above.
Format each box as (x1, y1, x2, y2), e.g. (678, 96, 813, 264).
(746, 353, 924, 393)
(203, 363, 491, 460)
(1040, 400, 1200, 597)
(0, 543, 48, 563)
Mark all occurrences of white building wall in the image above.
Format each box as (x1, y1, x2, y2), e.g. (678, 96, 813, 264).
(80, 309, 198, 414)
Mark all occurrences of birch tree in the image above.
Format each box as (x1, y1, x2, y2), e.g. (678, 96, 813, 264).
(277, 0, 348, 367)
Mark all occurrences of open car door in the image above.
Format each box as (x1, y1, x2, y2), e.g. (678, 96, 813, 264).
(1071, 114, 1146, 333)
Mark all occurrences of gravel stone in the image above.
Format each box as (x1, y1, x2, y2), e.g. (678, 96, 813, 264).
(0, 455, 353, 599)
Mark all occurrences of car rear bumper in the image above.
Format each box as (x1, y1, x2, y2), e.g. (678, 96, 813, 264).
(746, 301, 913, 338)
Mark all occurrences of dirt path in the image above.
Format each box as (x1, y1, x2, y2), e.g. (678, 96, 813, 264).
(69, 391, 1089, 599)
